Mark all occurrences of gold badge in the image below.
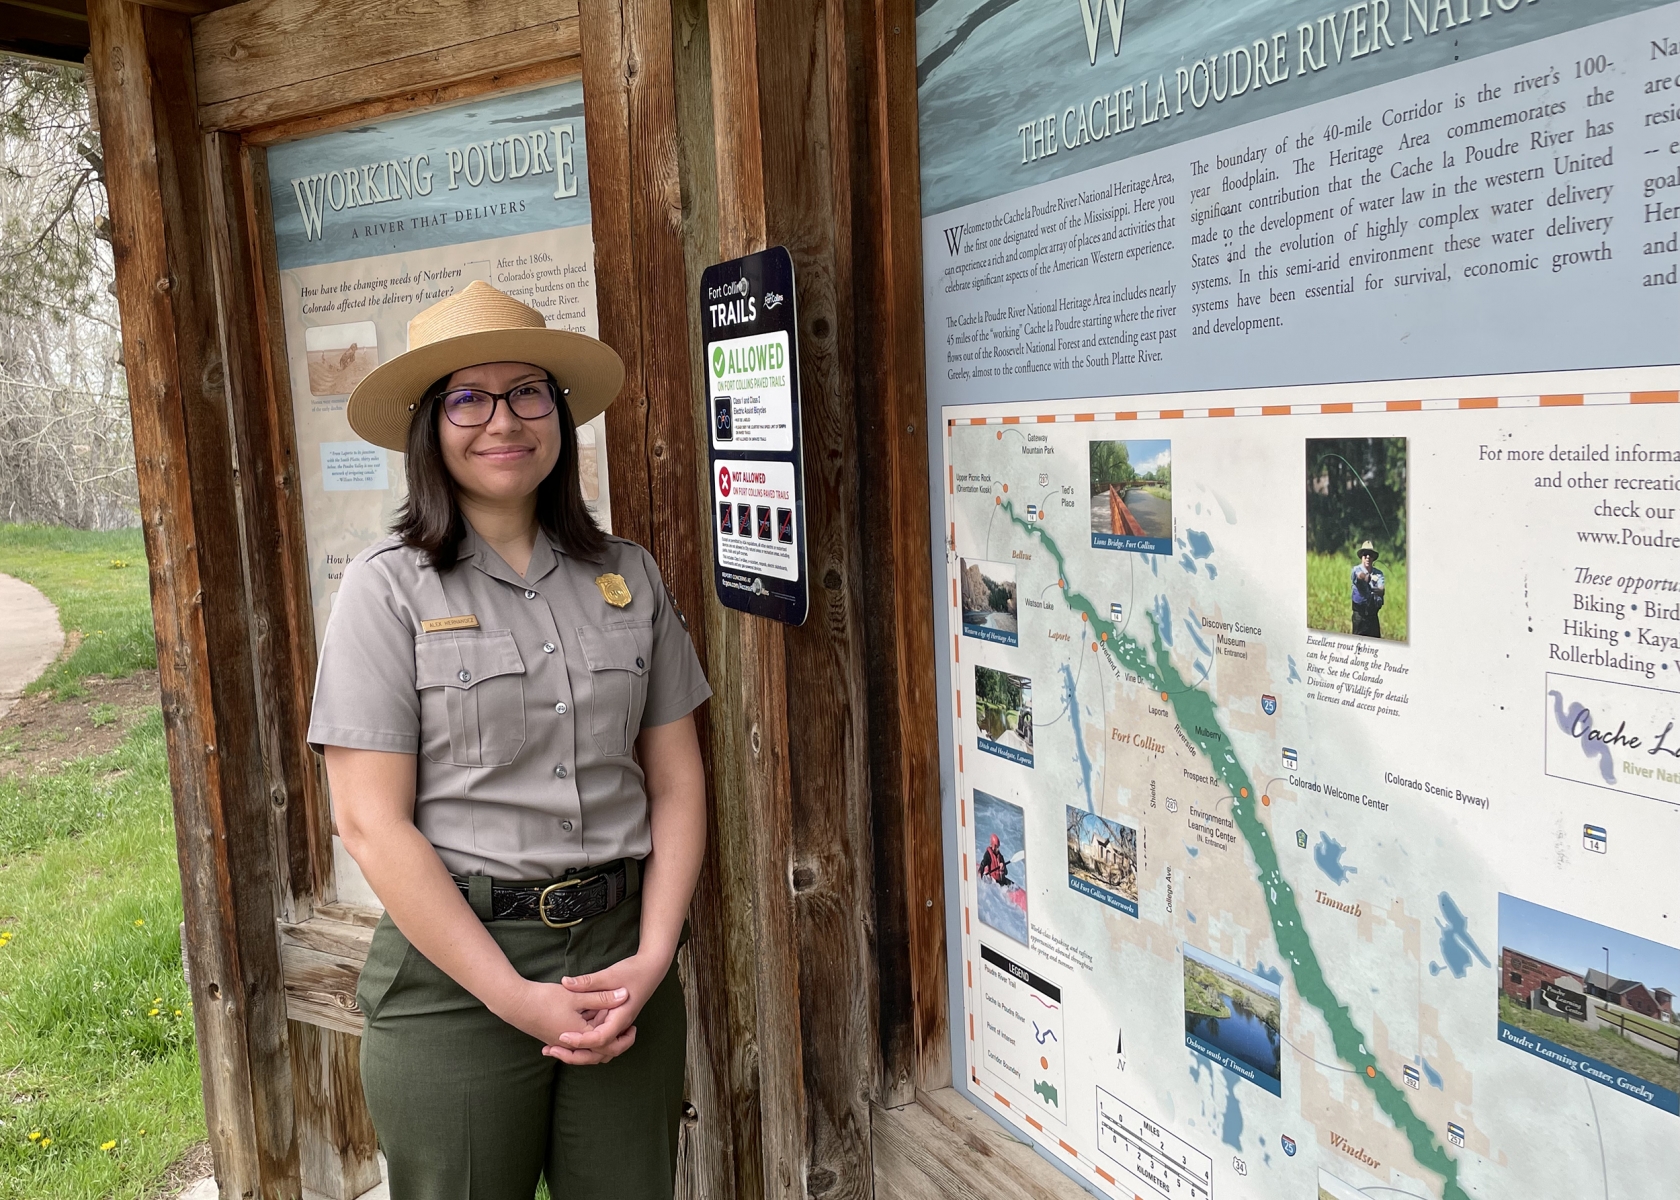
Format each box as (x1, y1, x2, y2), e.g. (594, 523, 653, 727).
(595, 573, 632, 607)
(420, 614, 480, 632)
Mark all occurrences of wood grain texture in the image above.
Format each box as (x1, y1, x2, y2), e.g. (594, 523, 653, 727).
(706, 0, 765, 255)
(756, 3, 880, 1196)
(288, 1021, 381, 1199)
(280, 941, 366, 1035)
(203, 130, 313, 927)
(578, 0, 647, 551)
(704, 6, 811, 1199)
(872, 1092, 1094, 1200)
(87, 2, 299, 1193)
(193, 0, 574, 105)
(670, 4, 765, 1196)
(280, 915, 375, 961)
(198, 18, 581, 131)
(243, 57, 580, 147)
(241, 144, 338, 907)
(852, 0, 948, 1102)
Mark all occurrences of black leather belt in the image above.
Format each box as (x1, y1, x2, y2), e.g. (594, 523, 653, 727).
(453, 859, 637, 927)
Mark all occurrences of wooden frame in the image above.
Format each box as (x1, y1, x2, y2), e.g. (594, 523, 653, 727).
(83, 0, 1093, 1195)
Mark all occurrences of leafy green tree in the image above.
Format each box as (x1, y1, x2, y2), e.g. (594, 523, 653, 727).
(1305, 438, 1407, 557)
(0, 59, 108, 326)
(1089, 441, 1135, 490)
(976, 666, 1024, 712)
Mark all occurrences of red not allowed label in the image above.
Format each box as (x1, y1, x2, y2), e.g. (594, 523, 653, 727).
(718, 465, 731, 497)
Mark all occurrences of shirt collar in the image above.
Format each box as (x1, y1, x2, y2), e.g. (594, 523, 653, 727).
(460, 520, 559, 588)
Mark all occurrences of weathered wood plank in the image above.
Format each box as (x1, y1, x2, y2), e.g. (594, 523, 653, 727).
(873, 1095, 1094, 1200)
(853, 0, 949, 1102)
(280, 915, 375, 962)
(578, 0, 648, 552)
(909, 1089, 1096, 1199)
(288, 1021, 381, 1199)
(243, 57, 580, 147)
(704, 7, 812, 1198)
(87, 1, 299, 1193)
(753, 3, 880, 1196)
(281, 940, 365, 1036)
(241, 144, 339, 904)
(197, 18, 581, 132)
(203, 129, 313, 927)
(312, 902, 383, 930)
(193, 0, 575, 107)
(871, 1100, 988, 1200)
(670, 3, 764, 1197)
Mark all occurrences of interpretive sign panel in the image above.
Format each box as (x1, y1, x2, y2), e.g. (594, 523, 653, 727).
(702, 246, 808, 625)
(267, 80, 610, 645)
(919, 4, 1680, 1199)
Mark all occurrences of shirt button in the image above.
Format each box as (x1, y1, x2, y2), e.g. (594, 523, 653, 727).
(636, 656, 645, 669)
(524, 589, 537, 599)
(542, 642, 556, 654)
(561, 820, 574, 832)
(457, 669, 471, 682)
(554, 764, 568, 779)
(555, 702, 568, 715)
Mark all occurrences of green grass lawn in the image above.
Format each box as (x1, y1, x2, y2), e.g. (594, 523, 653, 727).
(1306, 551, 1408, 642)
(0, 523, 205, 1198)
(0, 525, 155, 700)
(1500, 993, 1680, 1094)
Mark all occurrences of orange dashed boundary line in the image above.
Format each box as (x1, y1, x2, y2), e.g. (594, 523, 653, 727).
(952, 392, 1677, 424)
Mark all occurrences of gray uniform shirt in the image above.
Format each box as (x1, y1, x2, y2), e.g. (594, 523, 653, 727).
(307, 524, 711, 879)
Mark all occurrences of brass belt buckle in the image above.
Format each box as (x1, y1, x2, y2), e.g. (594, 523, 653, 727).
(538, 876, 586, 928)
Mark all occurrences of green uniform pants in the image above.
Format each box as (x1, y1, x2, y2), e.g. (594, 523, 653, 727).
(356, 888, 686, 1200)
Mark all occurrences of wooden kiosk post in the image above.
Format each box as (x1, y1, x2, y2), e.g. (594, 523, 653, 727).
(75, 0, 1090, 1195)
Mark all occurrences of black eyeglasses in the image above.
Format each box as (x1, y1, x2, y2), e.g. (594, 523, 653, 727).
(438, 379, 566, 428)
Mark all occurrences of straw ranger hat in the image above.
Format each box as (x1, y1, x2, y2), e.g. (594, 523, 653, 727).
(1357, 540, 1379, 560)
(346, 281, 624, 452)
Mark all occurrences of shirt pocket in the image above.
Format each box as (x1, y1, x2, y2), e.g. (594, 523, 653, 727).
(414, 630, 527, 767)
(576, 619, 652, 757)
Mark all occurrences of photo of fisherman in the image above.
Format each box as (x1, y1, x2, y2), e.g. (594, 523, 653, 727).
(1351, 540, 1386, 638)
(1306, 437, 1408, 641)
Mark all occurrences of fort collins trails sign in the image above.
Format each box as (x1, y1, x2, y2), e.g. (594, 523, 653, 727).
(702, 246, 809, 625)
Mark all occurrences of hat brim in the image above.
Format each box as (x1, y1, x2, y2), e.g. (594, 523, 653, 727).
(346, 327, 625, 452)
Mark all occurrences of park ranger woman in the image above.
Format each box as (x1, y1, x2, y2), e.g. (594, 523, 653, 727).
(307, 281, 711, 1199)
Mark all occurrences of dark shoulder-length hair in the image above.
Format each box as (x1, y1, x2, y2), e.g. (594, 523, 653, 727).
(392, 372, 607, 570)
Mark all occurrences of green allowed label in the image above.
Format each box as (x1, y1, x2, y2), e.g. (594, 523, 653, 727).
(716, 335, 786, 378)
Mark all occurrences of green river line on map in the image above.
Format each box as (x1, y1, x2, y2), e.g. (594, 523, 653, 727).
(995, 500, 1468, 1200)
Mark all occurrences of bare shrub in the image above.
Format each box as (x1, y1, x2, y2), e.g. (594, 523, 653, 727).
(0, 56, 135, 529)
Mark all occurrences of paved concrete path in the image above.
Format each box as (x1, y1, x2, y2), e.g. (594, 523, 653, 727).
(0, 572, 64, 720)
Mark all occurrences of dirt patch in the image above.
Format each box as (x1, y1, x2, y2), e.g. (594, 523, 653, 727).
(145, 1139, 214, 1199)
(0, 669, 160, 780)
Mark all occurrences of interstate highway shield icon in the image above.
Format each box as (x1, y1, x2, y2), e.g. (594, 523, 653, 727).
(1261, 694, 1277, 716)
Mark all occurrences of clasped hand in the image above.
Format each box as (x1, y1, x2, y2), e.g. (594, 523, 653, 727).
(499, 952, 669, 1065)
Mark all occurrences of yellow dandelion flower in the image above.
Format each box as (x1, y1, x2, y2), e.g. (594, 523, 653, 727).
(100, 1140, 117, 1152)
(27, 1131, 41, 1141)
(149, 1008, 160, 1016)
(139, 1129, 146, 1136)
(153, 997, 162, 1004)
(40, 1138, 51, 1147)
(133, 918, 144, 926)
(173, 1009, 182, 1016)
